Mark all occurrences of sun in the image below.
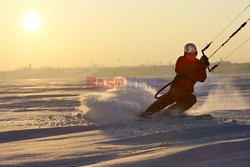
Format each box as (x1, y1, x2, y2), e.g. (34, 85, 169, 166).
(22, 11, 42, 32)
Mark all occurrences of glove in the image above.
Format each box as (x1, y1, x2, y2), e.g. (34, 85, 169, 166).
(200, 55, 210, 68)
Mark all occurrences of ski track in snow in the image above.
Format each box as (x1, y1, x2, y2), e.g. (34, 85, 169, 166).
(0, 75, 250, 167)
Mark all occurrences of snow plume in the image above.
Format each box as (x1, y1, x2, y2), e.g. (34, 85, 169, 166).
(79, 89, 156, 124)
(189, 77, 247, 115)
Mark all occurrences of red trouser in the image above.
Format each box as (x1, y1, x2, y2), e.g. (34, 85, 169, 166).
(145, 87, 197, 114)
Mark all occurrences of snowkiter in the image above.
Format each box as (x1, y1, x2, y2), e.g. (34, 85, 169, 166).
(142, 43, 210, 117)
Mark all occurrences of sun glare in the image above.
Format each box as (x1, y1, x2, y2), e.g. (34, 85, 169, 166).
(22, 11, 42, 32)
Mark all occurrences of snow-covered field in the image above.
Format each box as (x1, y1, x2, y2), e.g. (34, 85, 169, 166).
(0, 74, 250, 167)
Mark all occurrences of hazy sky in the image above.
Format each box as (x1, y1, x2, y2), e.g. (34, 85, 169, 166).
(0, 0, 249, 70)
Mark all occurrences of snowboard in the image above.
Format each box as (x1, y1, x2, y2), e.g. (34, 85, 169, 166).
(168, 114, 213, 120)
(139, 112, 213, 120)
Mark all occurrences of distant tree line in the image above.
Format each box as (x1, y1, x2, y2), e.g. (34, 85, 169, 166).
(0, 62, 249, 80)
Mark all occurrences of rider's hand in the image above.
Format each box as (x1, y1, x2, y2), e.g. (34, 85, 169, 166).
(200, 55, 210, 68)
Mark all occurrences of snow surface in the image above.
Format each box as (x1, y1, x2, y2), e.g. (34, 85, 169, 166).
(0, 74, 250, 167)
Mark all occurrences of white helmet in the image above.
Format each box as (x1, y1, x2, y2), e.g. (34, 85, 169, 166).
(184, 43, 197, 53)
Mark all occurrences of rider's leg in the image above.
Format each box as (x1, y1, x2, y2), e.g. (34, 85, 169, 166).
(166, 94, 197, 113)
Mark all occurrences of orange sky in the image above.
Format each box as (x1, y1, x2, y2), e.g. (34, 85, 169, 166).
(0, 0, 249, 70)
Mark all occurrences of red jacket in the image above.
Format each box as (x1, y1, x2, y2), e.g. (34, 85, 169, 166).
(172, 55, 207, 93)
